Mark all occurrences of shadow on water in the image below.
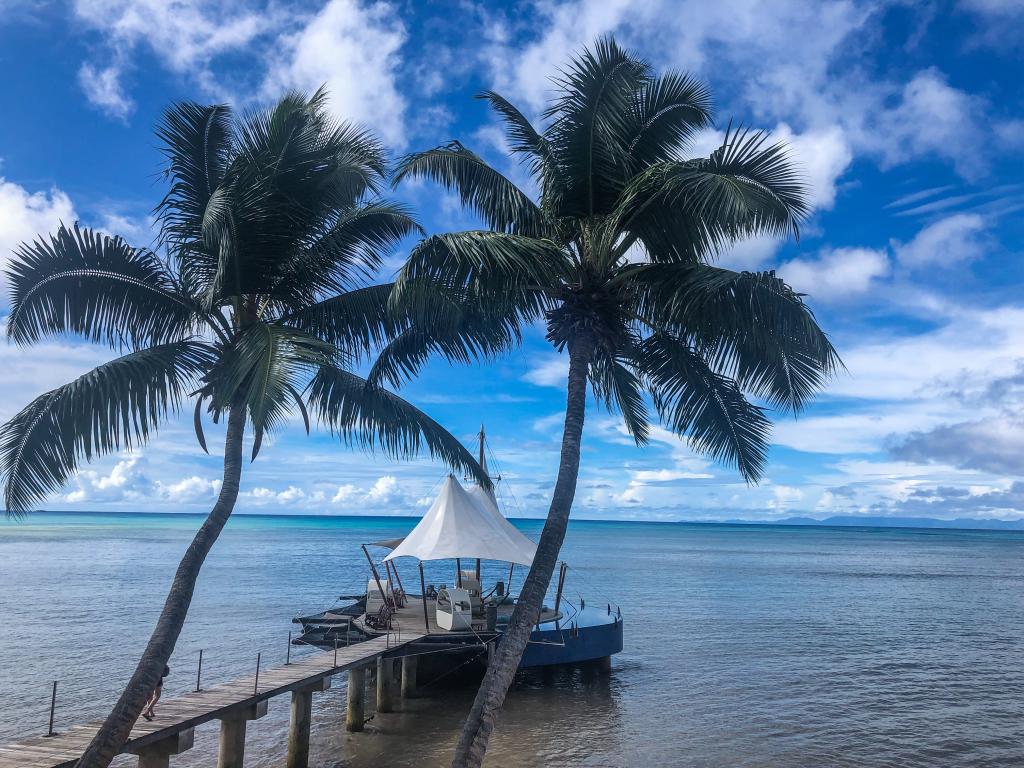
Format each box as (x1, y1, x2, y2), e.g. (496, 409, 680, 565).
(311, 661, 623, 768)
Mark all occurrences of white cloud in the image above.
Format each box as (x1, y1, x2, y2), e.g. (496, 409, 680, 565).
(156, 475, 222, 503)
(64, 455, 151, 503)
(0, 177, 76, 305)
(366, 475, 399, 502)
(780, 247, 890, 301)
(522, 354, 567, 388)
(78, 62, 134, 119)
(892, 213, 988, 269)
(772, 123, 853, 212)
(261, 0, 408, 146)
(72, 0, 271, 117)
(483, 2, 990, 180)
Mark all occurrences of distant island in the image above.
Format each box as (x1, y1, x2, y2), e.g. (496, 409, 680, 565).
(710, 515, 1024, 531)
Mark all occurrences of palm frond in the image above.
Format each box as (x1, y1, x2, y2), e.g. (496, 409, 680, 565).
(634, 333, 771, 483)
(1, 341, 214, 515)
(617, 125, 809, 262)
(625, 262, 840, 411)
(281, 283, 400, 356)
(368, 290, 522, 388)
(625, 71, 713, 167)
(590, 351, 650, 444)
(397, 231, 565, 318)
(155, 101, 233, 241)
(307, 364, 490, 487)
(544, 35, 650, 217)
(7, 224, 201, 349)
(476, 90, 558, 185)
(394, 142, 546, 237)
(274, 202, 421, 305)
(210, 323, 336, 454)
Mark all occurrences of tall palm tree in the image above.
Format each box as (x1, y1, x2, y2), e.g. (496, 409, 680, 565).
(1, 89, 487, 768)
(386, 37, 840, 768)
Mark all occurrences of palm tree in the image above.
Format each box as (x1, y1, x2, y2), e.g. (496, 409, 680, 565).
(1, 89, 487, 768)
(386, 37, 840, 768)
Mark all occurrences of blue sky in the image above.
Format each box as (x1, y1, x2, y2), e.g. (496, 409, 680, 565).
(1, 0, 1023, 521)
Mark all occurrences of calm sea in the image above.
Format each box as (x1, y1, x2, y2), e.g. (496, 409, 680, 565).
(2, 512, 1024, 767)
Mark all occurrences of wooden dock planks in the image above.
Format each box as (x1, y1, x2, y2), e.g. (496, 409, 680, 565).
(0, 633, 423, 768)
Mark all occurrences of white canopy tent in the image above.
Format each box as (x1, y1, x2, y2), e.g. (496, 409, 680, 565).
(384, 476, 536, 565)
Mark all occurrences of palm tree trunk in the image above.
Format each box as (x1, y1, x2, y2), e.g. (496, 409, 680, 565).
(451, 335, 594, 768)
(75, 406, 248, 768)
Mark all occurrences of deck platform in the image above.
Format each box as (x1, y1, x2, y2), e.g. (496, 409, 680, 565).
(0, 633, 422, 768)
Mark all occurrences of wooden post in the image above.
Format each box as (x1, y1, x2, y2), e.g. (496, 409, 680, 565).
(46, 681, 57, 737)
(195, 649, 203, 692)
(475, 558, 481, 581)
(376, 656, 394, 713)
(401, 654, 417, 699)
(506, 562, 515, 595)
(361, 545, 389, 606)
(346, 667, 366, 732)
(287, 690, 313, 768)
(217, 701, 267, 768)
(456, 558, 462, 587)
(128, 728, 194, 768)
(419, 562, 430, 632)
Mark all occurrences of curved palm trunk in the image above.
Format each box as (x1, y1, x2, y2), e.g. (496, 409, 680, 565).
(451, 336, 594, 768)
(76, 406, 247, 768)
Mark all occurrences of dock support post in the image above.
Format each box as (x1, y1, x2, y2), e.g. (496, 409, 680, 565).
(217, 701, 268, 768)
(346, 667, 367, 732)
(129, 728, 194, 768)
(287, 690, 312, 768)
(287, 677, 330, 768)
(400, 654, 417, 699)
(376, 656, 394, 713)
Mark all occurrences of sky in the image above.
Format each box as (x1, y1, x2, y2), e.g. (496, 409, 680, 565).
(0, 0, 1023, 522)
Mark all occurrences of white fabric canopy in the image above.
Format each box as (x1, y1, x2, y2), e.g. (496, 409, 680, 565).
(384, 476, 536, 565)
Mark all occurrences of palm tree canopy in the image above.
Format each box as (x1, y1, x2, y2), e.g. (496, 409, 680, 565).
(389, 36, 840, 483)
(2, 88, 488, 517)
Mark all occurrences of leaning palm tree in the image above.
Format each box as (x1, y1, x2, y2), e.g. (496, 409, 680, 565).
(385, 37, 840, 767)
(2, 89, 487, 768)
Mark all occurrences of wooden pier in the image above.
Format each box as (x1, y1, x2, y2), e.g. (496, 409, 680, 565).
(0, 633, 424, 768)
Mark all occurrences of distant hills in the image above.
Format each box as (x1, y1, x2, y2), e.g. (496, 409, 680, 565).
(718, 515, 1024, 531)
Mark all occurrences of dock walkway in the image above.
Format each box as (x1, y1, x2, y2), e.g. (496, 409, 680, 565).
(0, 632, 423, 768)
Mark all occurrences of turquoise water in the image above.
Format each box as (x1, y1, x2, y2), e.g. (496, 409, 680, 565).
(2, 512, 1024, 767)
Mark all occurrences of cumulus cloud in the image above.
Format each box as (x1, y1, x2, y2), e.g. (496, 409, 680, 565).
(482, 1, 993, 180)
(780, 247, 890, 301)
(65, 456, 151, 503)
(261, 0, 408, 147)
(892, 213, 989, 269)
(0, 177, 76, 304)
(72, 0, 271, 117)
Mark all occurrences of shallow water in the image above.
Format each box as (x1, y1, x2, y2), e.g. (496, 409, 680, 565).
(2, 513, 1024, 766)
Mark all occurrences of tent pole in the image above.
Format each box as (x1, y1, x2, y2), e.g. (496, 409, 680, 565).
(507, 562, 515, 596)
(456, 558, 462, 587)
(419, 562, 430, 632)
(475, 558, 481, 582)
(361, 545, 389, 607)
(388, 560, 406, 598)
(554, 561, 568, 619)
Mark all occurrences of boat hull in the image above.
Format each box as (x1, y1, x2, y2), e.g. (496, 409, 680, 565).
(517, 605, 623, 668)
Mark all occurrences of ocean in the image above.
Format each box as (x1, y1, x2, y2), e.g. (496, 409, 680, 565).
(2, 512, 1024, 767)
